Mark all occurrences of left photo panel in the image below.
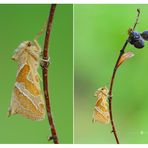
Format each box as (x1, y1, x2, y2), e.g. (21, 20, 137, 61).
(0, 4, 73, 144)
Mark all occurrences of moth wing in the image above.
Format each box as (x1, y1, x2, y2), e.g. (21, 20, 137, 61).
(9, 64, 45, 121)
(92, 107, 110, 124)
(9, 85, 45, 121)
(93, 92, 110, 124)
(9, 41, 45, 121)
(27, 57, 45, 110)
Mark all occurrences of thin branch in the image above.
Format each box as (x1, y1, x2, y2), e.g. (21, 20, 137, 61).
(108, 9, 141, 144)
(41, 4, 59, 144)
(133, 9, 140, 31)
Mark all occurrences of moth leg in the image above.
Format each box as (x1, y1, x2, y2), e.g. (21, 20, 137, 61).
(92, 111, 96, 123)
(8, 108, 12, 117)
(111, 130, 114, 133)
(40, 57, 51, 69)
(108, 94, 113, 99)
(48, 135, 58, 141)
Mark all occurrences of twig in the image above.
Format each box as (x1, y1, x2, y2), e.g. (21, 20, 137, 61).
(108, 9, 140, 144)
(41, 4, 59, 144)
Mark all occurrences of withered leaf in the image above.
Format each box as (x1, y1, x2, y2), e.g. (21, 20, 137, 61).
(117, 52, 134, 67)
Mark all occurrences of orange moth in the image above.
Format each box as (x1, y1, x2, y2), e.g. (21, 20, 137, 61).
(8, 40, 45, 120)
(92, 87, 110, 124)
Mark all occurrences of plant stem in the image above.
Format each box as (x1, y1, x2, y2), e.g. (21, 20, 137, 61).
(42, 4, 59, 144)
(108, 9, 140, 144)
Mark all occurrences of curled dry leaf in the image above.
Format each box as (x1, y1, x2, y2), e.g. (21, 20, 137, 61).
(117, 51, 134, 67)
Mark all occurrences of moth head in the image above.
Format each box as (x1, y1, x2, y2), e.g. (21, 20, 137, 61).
(94, 86, 109, 97)
(12, 41, 40, 61)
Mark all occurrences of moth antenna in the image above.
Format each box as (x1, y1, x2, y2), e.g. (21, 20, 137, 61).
(34, 20, 47, 41)
(33, 39, 42, 52)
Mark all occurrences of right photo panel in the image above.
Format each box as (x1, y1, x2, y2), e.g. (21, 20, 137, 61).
(74, 4, 148, 144)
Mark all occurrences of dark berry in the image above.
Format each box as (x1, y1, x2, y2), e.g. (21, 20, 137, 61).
(129, 31, 141, 45)
(134, 39, 144, 49)
(141, 30, 148, 41)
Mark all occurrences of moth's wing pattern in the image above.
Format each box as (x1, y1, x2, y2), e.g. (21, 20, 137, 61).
(93, 88, 110, 124)
(8, 41, 45, 121)
(93, 98, 110, 124)
(93, 109, 110, 124)
(9, 64, 45, 120)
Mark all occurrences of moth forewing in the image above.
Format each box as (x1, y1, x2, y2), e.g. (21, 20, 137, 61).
(93, 109, 110, 124)
(92, 87, 110, 124)
(8, 40, 45, 121)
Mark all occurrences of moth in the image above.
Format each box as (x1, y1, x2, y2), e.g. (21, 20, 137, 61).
(92, 86, 110, 124)
(8, 40, 45, 120)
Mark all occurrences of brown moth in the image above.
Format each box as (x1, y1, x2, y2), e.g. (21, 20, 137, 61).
(92, 87, 110, 124)
(8, 40, 45, 120)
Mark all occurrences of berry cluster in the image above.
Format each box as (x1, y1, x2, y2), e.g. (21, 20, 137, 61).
(129, 30, 148, 49)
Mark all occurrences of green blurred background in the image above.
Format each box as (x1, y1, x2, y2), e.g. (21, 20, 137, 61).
(0, 4, 73, 143)
(74, 4, 148, 144)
